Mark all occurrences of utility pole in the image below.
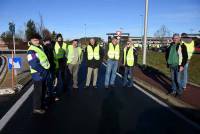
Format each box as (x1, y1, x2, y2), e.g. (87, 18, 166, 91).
(142, 0, 149, 65)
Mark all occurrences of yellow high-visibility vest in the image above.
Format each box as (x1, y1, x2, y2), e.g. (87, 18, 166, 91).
(123, 46, 134, 67)
(54, 42, 67, 69)
(107, 43, 120, 60)
(87, 44, 100, 60)
(54, 42, 67, 59)
(182, 40, 194, 60)
(28, 45, 50, 74)
(67, 45, 82, 64)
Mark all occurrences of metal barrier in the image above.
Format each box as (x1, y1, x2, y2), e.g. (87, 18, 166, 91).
(0, 50, 27, 54)
(0, 56, 8, 85)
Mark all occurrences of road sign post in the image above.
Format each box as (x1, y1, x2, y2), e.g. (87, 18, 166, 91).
(11, 51, 15, 89)
(8, 55, 21, 89)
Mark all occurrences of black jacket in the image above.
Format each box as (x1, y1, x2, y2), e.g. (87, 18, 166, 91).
(43, 43, 56, 72)
(85, 44, 104, 68)
(165, 42, 188, 67)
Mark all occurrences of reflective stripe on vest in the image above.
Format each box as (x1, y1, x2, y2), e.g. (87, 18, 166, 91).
(182, 40, 194, 60)
(87, 45, 100, 60)
(28, 45, 50, 74)
(123, 47, 134, 67)
(107, 43, 120, 60)
(54, 42, 67, 59)
(67, 45, 82, 64)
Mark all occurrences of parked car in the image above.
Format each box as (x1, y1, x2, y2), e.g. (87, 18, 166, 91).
(194, 46, 200, 54)
(158, 45, 168, 52)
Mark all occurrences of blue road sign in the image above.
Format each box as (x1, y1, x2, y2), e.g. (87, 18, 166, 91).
(8, 57, 22, 69)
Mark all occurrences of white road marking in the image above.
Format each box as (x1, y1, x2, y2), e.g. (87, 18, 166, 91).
(103, 62, 200, 130)
(0, 85, 34, 132)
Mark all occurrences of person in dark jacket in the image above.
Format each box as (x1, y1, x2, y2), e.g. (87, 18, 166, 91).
(165, 33, 188, 96)
(43, 37, 56, 102)
(27, 33, 50, 114)
(84, 38, 103, 88)
(54, 34, 67, 100)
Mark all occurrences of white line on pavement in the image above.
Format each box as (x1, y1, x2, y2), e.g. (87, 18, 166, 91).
(0, 85, 34, 132)
(103, 62, 200, 130)
(134, 83, 200, 130)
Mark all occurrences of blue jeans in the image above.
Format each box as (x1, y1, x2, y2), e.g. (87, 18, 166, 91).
(170, 66, 182, 94)
(56, 68, 66, 96)
(46, 71, 55, 97)
(181, 62, 189, 88)
(123, 67, 133, 87)
(105, 59, 118, 86)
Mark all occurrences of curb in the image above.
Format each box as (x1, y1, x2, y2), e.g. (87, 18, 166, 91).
(134, 77, 200, 124)
(134, 78, 197, 110)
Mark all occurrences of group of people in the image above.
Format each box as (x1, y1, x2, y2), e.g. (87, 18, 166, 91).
(27, 33, 138, 114)
(27, 31, 195, 114)
(166, 33, 195, 97)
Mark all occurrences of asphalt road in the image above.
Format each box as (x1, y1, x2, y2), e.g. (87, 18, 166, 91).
(1, 58, 200, 134)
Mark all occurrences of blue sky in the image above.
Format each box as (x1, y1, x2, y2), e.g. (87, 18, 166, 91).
(0, 0, 200, 40)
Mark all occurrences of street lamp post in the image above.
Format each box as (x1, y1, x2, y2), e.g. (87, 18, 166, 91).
(9, 22, 16, 55)
(140, 14, 143, 46)
(84, 24, 87, 45)
(142, 0, 149, 65)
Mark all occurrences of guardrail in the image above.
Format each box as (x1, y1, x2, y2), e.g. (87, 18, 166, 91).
(0, 50, 27, 54)
(0, 56, 5, 74)
(0, 56, 8, 85)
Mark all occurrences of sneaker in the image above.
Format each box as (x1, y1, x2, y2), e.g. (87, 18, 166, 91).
(122, 84, 127, 88)
(33, 109, 46, 114)
(73, 86, 78, 89)
(168, 91, 176, 95)
(175, 92, 182, 98)
(110, 85, 116, 88)
(84, 86, 89, 89)
(93, 86, 97, 89)
(54, 97, 60, 102)
(127, 85, 133, 88)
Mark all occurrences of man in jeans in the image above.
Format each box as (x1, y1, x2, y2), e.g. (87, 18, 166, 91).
(105, 37, 120, 89)
(166, 33, 188, 96)
(180, 33, 195, 90)
(122, 40, 137, 88)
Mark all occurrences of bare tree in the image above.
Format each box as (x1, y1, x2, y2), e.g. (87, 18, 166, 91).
(42, 28, 51, 39)
(154, 25, 171, 46)
(37, 13, 45, 38)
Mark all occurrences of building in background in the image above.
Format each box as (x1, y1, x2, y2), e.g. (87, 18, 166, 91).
(0, 38, 8, 51)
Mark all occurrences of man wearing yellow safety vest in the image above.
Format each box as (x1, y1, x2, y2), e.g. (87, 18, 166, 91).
(105, 37, 120, 89)
(54, 34, 67, 99)
(85, 38, 103, 89)
(180, 33, 195, 90)
(67, 39, 82, 89)
(122, 40, 137, 88)
(27, 33, 50, 114)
